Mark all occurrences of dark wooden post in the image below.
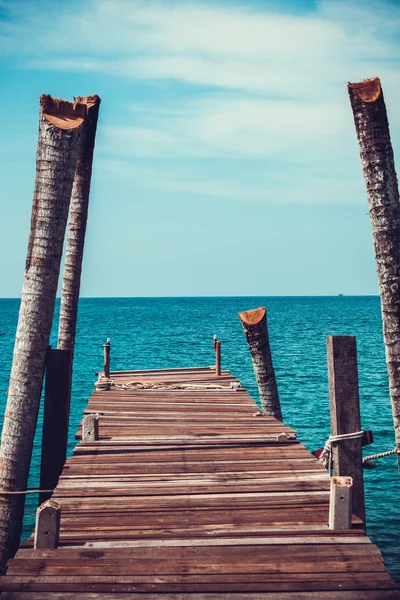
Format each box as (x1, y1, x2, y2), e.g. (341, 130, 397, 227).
(215, 340, 221, 376)
(348, 77, 400, 464)
(327, 336, 365, 524)
(238, 307, 282, 420)
(104, 339, 110, 379)
(39, 348, 72, 505)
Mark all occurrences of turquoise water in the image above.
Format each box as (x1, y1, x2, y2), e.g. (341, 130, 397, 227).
(0, 296, 399, 580)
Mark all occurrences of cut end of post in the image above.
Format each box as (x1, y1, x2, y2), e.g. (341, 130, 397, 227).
(40, 94, 87, 130)
(74, 95, 101, 110)
(238, 307, 266, 326)
(348, 77, 381, 103)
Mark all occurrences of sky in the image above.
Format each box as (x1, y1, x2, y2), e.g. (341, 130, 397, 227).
(0, 0, 400, 297)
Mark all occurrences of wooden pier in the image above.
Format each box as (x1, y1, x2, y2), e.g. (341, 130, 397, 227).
(1, 366, 399, 598)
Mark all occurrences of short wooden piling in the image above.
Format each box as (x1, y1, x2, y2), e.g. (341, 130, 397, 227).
(39, 348, 72, 505)
(327, 335, 365, 524)
(34, 500, 61, 549)
(82, 414, 99, 442)
(215, 340, 221, 376)
(329, 476, 353, 530)
(104, 339, 110, 379)
(238, 307, 282, 420)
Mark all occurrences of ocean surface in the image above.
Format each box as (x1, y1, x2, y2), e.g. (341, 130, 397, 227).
(0, 296, 399, 580)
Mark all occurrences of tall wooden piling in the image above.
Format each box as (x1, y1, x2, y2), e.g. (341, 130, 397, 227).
(238, 307, 282, 420)
(58, 95, 101, 354)
(39, 348, 72, 505)
(0, 95, 86, 571)
(348, 77, 400, 460)
(52, 96, 101, 502)
(327, 335, 365, 524)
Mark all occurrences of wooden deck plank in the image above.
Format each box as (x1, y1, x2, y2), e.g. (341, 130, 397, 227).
(1, 366, 398, 596)
(2, 592, 400, 600)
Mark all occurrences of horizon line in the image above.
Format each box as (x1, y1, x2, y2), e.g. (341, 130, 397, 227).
(0, 294, 381, 300)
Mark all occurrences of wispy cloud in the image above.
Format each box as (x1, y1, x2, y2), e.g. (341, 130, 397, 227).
(1, 0, 399, 203)
(2, 0, 399, 98)
(100, 96, 351, 160)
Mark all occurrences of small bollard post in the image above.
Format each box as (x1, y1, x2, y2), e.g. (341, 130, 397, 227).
(82, 414, 99, 442)
(103, 338, 110, 379)
(215, 339, 221, 376)
(34, 500, 61, 549)
(329, 476, 353, 530)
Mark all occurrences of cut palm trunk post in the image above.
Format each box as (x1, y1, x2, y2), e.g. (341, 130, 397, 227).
(0, 95, 85, 572)
(58, 95, 101, 353)
(348, 77, 400, 465)
(238, 307, 282, 420)
(39, 96, 101, 502)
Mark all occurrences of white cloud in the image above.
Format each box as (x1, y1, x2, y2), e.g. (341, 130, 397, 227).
(98, 95, 354, 162)
(95, 154, 366, 205)
(2, 0, 399, 100)
(1, 0, 399, 202)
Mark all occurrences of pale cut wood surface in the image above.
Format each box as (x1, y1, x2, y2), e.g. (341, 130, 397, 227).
(1, 366, 398, 597)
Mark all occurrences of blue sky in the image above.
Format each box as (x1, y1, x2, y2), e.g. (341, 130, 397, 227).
(0, 0, 399, 297)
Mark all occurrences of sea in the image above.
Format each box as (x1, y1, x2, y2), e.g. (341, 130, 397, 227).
(0, 296, 399, 580)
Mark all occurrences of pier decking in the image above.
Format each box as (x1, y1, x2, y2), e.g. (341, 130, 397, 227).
(1, 366, 399, 598)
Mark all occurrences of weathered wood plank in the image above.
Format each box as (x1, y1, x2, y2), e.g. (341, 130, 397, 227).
(2, 591, 400, 599)
(3, 365, 397, 596)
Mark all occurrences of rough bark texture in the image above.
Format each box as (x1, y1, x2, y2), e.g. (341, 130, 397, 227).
(238, 307, 282, 420)
(58, 95, 100, 352)
(348, 77, 400, 448)
(0, 95, 85, 571)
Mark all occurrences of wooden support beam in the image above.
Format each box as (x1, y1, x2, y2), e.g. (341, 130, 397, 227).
(329, 476, 353, 530)
(103, 339, 110, 379)
(39, 347, 72, 505)
(327, 335, 365, 524)
(34, 500, 61, 549)
(238, 307, 282, 420)
(82, 414, 99, 442)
